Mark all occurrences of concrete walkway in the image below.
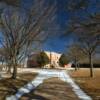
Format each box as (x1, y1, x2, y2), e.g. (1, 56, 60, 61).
(6, 69, 92, 100)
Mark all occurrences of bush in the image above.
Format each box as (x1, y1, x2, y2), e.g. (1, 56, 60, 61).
(37, 51, 50, 67)
(59, 54, 69, 67)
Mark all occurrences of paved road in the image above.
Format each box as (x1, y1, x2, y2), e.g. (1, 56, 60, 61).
(6, 69, 92, 100)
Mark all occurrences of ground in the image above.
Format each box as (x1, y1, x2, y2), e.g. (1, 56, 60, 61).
(0, 68, 100, 100)
(0, 73, 37, 100)
(69, 68, 100, 100)
(21, 77, 79, 100)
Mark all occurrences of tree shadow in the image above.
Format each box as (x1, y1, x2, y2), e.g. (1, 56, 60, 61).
(20, 78, 79, 100)
(73, 76, 91, 80)
(21, 91, 49, 100)
(0, 78, 28, 99)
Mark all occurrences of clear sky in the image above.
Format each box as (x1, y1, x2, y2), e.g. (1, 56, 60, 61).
(21, 0, 69, 53)
(42, 0, 69, 53)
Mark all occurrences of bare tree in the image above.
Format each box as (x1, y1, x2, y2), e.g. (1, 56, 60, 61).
(0, 0, 20, 7)
(66, 44, 86, 70)
(77, 34, 99, 77)
(0, 48, 5, 71)
(67, 13, 100, 77)
(0, 1, 57, 79)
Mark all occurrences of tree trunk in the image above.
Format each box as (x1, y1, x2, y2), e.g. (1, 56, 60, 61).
(89, 54, 94, 77)
(12, 58, 17, 79)
(12, 64, 17, 79)
(7, 65, 12, 74)
(75, 60, 78, 71)
(77, 63, 80, 70)
(7, 60, 12, 74)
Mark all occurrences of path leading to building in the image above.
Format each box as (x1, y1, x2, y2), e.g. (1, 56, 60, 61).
(6, 69, 92, 100)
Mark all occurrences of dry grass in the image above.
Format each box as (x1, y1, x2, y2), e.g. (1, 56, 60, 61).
(21, 77, 79, 100)
(0, 73, 37, 100)
(69, 68, 100, 100)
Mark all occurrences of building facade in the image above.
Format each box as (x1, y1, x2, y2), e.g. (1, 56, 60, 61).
(27, 51, 61, 68)
(45, 51, 61, 68)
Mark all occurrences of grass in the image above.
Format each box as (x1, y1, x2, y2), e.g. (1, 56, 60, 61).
(21, 77, 79, 100)
(69, 68, 100, 100)
(0, 72, 37, 100)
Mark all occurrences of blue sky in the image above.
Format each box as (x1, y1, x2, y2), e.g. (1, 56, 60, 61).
(21, 0, 70, 53)
(1, 0, 99, 53)
(43, 35, 74, 53)
(41, 0, 82, 53)
(20, 0, 100, 53)
(41, 0, 71, 53)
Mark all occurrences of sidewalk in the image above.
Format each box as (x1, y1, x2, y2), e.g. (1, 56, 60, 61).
(21, 77, 79, 100)
(6, 69, 92, 100)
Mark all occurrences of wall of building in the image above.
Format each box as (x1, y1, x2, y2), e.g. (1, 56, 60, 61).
(27, 51, 61, 68)
(45, 51, 61, 68)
